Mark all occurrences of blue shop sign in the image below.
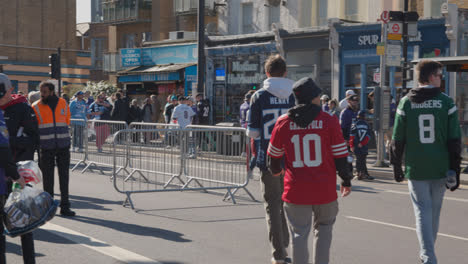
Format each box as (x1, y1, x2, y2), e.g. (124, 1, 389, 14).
(120, 44, 197, 68)
(121, 48, 141, 67)
(118, 72, 180, 83)
(184, 65, 198, 95)
(141, 44, 197, 66)
(339, 19, 448, 51)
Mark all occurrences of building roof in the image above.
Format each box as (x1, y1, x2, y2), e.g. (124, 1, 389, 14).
(76, 23, 90, 37)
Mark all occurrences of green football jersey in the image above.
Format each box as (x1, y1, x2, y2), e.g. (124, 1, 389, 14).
(392, 92, 461, 180)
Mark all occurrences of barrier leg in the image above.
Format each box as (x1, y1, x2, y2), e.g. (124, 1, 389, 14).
(72, 160, 87, 171)
(242, 186, 257, 202)
(225, 188, 236, 204)
(164, 173, 185, 188)
(123, 193, 135, 210)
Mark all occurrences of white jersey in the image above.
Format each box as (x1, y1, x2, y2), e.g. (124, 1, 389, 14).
(171, 104, 195, 128)
(339, 98, 348, 109)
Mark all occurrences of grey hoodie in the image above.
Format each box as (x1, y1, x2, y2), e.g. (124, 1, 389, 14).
(263, 77, 295, 99)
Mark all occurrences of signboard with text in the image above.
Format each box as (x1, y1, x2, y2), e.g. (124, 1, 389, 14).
(121, 48, 141, 67)
(120, 44, 198, 68)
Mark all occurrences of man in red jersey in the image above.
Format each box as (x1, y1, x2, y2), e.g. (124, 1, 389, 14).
(267, 77, 352, 264)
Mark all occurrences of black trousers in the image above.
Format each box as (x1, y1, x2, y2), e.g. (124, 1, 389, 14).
(11, 146, 36, 264)
(39, 147, 71, 209)
(356, 154, 368, 174)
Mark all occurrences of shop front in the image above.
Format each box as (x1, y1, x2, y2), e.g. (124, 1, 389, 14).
(118, 43, 197, 104)
(206, 38, 277, 123)
(282, 28, 331, 95)
(335, 18, 449, 110)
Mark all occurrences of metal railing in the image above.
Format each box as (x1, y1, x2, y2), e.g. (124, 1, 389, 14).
(112, 127, 255, 210)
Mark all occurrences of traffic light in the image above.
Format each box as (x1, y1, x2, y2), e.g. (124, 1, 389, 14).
(49, 53, 60, 79)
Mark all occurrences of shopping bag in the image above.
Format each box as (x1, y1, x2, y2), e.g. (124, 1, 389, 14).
(3, 186, 58, 237)
(16, 160, 42, 186)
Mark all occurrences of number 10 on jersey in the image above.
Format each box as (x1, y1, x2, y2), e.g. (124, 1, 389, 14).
(291, 134, 322, 168)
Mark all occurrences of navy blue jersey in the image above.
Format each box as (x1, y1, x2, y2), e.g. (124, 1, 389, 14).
(247, 88, 295, 170)
(349, 119, 371, 155)
(340, 107, 358, 140)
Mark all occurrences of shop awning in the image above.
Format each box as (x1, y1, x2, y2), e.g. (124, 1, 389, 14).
(118, 63, 196, 83)
(118, 62, 196, 75)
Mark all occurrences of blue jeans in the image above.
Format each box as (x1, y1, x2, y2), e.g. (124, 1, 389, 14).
(408, 178, 446, 264)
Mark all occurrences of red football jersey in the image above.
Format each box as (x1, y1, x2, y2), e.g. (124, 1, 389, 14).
(267, 111, 348, 205)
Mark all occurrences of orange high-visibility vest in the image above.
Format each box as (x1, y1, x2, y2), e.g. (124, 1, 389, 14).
(32, 98, 71, 149)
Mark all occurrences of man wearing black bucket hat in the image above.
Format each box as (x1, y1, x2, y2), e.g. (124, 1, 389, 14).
(267, 77, 352, 264)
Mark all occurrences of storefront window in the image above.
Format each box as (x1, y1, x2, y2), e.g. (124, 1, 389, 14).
(344, 64, 361, 89)
(225, 55, 263, 122)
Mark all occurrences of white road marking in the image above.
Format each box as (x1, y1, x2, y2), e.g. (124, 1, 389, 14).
(41, 222, 161, 264)
(383, 190, 468, 203)
(346, 216, 468, 242)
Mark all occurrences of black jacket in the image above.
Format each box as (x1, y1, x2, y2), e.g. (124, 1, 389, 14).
(111, 98, 129, 122)
(129, 105, 142, 122)
(0, 95, 40, 155)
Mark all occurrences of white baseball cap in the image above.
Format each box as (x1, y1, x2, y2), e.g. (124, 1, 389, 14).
(320, 94, 329, 101)
(345, 90, 356, 96)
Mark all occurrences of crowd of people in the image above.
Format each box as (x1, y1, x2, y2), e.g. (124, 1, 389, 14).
(0, 73, 214, 263)
(0, 55, 461, 264)
(65, 89, 211, 152)
(245, 55, 461, 264)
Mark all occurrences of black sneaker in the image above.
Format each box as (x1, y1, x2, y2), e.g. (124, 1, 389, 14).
(60, 208, 76, 217)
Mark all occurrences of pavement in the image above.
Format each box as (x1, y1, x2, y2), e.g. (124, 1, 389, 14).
(4, 151, 466, 263)
(365, 151, 468, 185)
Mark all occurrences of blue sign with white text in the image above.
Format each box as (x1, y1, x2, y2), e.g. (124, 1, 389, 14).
(118, 72, 180, 83)
(120, 44, 198, 68)
(121, 49, 141, 67)
(142, 44, 197, 66)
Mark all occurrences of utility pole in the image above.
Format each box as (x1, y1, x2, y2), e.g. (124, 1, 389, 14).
(196, 0, 205, 97)
(57, 47, 62, 97)
(402, 0, 408, 97)
(374, 21, 388, 167)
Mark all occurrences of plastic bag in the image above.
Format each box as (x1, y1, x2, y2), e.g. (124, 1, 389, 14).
(16, 160, 42, 186)
(3, 186, 57, 237)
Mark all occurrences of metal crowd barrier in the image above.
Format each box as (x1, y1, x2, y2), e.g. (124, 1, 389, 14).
(69, 120, 179, 174)
(70, 119, 88, 169)
(82, 120, 129, 174)
(112, 127, 255, 210)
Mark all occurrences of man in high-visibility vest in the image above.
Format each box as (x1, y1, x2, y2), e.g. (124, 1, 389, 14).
(32, 81, 75, 217)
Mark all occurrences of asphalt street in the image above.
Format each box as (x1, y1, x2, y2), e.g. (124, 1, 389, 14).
(3, 159, 468, 263)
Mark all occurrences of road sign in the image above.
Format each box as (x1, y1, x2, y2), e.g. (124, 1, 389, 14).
(387, 21, 403, 40)
(373, 72, 381, 83)
(387, 22, 402, 40)
(376, 42, 385, 55)
(380, 11, 389, 24)
(386, 43, 401, 66)
(389, 22, 403, 34)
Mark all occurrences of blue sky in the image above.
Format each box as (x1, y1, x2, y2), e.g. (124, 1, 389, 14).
(77, 0, 91, 23)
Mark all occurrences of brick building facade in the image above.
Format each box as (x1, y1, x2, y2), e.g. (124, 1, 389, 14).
(0, 0, 90, 93)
